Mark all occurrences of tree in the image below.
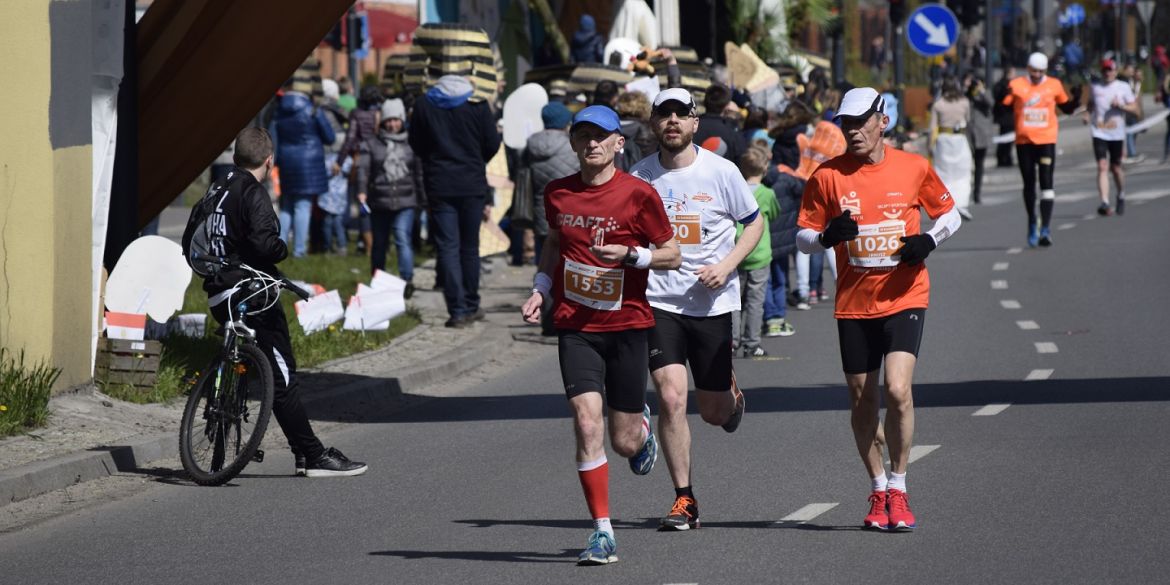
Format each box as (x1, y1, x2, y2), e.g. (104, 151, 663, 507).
(726, 0, 788, 62)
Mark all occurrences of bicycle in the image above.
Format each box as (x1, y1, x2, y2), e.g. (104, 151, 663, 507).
(179, 262, 311, 486)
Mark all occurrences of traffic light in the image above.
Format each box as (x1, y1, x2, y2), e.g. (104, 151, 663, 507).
(889, 0, 906, 25)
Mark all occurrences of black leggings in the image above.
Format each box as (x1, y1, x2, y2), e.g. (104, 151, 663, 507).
(1016, 143, 1057, 229)
(972, 147, 987, 203)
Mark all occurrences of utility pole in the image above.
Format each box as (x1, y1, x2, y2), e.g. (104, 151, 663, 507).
(891, 0, 905, 128)
(347, 6, 360, 94)
(985, 0, 995, 85)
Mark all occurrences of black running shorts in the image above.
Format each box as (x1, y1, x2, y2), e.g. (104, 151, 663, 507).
(648, 308, 734, 392)
(1092, 138, 1124, 165)
(836, 308, 927, 375)
(558, 329, 649, 414)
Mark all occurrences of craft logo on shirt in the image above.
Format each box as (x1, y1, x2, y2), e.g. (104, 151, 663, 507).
(839, 191, 861, 215)
(886, 192, 903, 197)
(1025, 95, 1042, 107)
(557, 213, 620, 233)
(940, 191, 951, 202)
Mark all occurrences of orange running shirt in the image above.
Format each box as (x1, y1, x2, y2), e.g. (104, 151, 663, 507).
(796, 120, 847, 179)
(797, 147, 954, 319)
(1002, 76, 1069, 145)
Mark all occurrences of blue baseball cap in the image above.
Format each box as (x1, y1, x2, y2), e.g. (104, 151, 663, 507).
(570, 105, 621, 133)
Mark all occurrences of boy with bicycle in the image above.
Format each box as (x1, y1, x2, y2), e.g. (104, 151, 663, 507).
(194, 126, 367, 478)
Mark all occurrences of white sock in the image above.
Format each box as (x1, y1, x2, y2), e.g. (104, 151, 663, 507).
(888, 471, 907, 493)
(594, 517, 613, 537)
(871, 473, 888, 493)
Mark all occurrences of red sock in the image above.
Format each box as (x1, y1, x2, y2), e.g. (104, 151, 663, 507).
(577, 457, 609, 520)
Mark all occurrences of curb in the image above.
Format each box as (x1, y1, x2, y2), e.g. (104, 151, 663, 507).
(0, 318, 513, 506)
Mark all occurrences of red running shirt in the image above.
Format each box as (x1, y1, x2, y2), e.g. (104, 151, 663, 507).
(544, 171, 675, 332)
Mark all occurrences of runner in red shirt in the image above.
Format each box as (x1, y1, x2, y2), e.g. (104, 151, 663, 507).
(521, 105, 680, 565)
(797, 88, 962, 532)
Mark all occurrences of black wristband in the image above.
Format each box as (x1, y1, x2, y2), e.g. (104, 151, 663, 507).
(622, 245, 638, 266)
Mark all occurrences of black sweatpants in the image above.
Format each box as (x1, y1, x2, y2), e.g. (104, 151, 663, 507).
(211, 301, 325, 461)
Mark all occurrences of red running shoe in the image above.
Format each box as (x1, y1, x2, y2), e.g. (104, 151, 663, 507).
(887, 488, 916, 531)
(863, 490, 889, 530)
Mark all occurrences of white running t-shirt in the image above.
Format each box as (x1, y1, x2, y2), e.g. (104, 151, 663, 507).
(630, 146, 760, 317)
(1089, 80, 1136, 142)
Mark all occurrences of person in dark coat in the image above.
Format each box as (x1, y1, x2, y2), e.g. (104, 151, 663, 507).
(761, 165, 803, 337)
(357, 98, 425, 298)
(993, 67, 1017, 167)
(408, 75, 502, 327)
(570, 14, 605, 64)
(692, 84, 747, 163)
(268, 85, 336, 257)
(523, 102, 580, 264)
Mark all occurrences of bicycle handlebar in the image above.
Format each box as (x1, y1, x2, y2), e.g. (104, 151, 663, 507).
(280, 277, 312, 301)
(193, 254, 312, 301)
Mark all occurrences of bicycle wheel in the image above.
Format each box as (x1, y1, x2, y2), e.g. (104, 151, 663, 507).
(179, 344, 274, 486)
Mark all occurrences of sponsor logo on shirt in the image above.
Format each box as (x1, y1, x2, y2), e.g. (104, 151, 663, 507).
(692, 193, 713, 202)
(557, 213, 620, 233)
(839, 191, 862, 216)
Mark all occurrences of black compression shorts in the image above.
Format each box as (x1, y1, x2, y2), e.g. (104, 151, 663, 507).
(1092, 138, 1124, 165)
(648, 308, 734, 392)
(558, 329, 649, 414)
(836, 308, 926, 375)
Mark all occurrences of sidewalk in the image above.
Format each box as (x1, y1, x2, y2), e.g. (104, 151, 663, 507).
(0, 255, 537, 507)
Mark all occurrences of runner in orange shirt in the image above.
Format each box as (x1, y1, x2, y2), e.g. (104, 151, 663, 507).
(1002, 52, 1083, 247)
(796, 87, 962, 531)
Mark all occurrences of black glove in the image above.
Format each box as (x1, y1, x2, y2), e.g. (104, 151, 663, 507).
(819, 210, 859, 248)
(897, 234, 937, 265)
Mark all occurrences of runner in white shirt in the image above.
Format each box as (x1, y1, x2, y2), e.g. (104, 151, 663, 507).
(629, 88, 764, 531)
(1085, 58, 1141, 216)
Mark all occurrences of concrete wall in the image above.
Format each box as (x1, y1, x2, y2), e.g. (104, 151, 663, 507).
(0, 0, 95, 390)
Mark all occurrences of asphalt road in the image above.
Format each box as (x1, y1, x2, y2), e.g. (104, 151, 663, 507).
(5, 154, 1169, 585)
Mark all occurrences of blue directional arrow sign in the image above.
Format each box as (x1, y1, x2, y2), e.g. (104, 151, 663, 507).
(906, 4, 959, 57)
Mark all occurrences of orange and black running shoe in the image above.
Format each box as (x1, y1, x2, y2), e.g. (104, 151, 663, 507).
(659, 495, 700, 531)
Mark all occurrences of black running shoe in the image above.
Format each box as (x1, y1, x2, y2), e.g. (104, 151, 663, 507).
(659, 496, 700, 531)
(721, 377, 745, 433)
(305, 447, 368, 478)
(1116, 198, 1125, 215)
(294, 454, 306, 477)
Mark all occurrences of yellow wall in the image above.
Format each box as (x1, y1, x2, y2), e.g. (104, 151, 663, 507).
(0, 1, 94, 390)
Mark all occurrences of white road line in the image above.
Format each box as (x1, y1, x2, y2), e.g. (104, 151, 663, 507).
(1001, 299, 1022, 309)
(1035, 342, 1059, 354)
(779, 503, 839, 523)
(991, 280, 1008, 290)
(1082, 214, 1098, 221)
(1025, 368, 1054, 381)
(973, 404, 1012, 416)
(1057, 223, 1076, 231)
(993, 262, 1010, 271)
(1006, 247, 1022, 255)
(1016, 320, 1040, 330)
(908, 444, 940, 464)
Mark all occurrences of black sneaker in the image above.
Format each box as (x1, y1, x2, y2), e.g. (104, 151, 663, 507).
(1097, 203, 1113, 216)
(305, 447, 368, 477)
(721, 377, 745, 433)
(659, 495, 700, 531)
(445, 315, 472, 328)
(1116, 198, 1125, 215)
(294, 454, 307, 477)
(469, 308, 486, 322)
(404, 282, 415, 299)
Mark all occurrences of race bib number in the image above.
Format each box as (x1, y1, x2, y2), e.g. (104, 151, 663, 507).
(670, 213, 702, 245)
(846, 220, 906, 268)
(564, 259, 624, 311)
(1022, 107, 1049, 128)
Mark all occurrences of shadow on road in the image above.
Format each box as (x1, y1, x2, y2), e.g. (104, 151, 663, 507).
(303, 376, 1170, 424)
(368, 549, 577, 564)
(454, 517, 863, 532)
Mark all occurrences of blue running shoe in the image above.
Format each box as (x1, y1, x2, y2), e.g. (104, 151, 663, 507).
(628, 403, 658, 475)
(1038, 226, 1052, 247)
(577, 530, 618, 565)
(1027, 224, 1039, 248)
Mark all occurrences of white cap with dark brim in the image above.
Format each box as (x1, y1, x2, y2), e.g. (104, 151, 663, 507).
(833, 87, 885, 121)
(1027, 52, 1049, 71)
(652, 87, 696, 113)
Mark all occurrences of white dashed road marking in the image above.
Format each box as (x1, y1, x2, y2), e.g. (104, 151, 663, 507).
(907, 444, 940, 464)
(1082, 214, 1097, 221)
(1016, 320, 1040, 330)
(1035, 342, 1059, 354)
(993, 262, 1009, 271)
(973, 404, 1012, 416)
(1025, 369, 1055, 381)
(991, 280, 1008, 290)
(1057, 223, 1076, 231)
(1001, 300, 1022, 309)
(779, 503, 839, 524)
(1006, 247, 1022, 255)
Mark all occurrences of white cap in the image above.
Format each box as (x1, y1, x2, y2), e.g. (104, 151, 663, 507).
(652, 87, 696, 112)
(833, 87, 885, 120)
(1027, 52, 1049, 71)
(381, 98, 405, 121)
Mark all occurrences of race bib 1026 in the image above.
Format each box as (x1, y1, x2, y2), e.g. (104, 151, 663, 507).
(846, 220, 906, 268)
